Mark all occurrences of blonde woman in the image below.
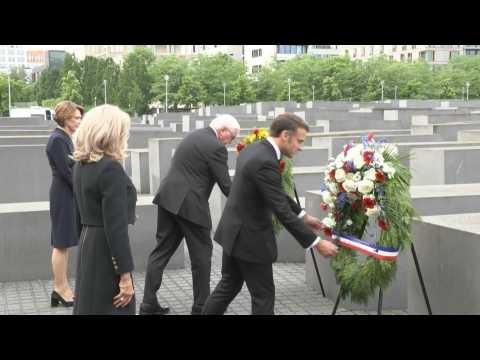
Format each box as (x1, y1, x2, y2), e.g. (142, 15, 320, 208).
(72, 104, 137, 315)
(46, 100, 84, 307)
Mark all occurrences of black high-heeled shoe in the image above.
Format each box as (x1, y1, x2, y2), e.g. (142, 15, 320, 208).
(51, 291, 74, 307)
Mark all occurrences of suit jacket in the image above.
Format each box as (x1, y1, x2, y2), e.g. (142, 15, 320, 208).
(214, 140, 316, 264)
(153, 127, 231, 229)
(73, 155, 137, 274)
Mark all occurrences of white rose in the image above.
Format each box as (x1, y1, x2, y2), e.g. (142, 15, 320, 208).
(353, 153, 365, 170)
(322, 191, 334, 206)
(375, 153, 385, 166)
(322, 216, 336, 228)
(357, 179, 374, 195)
(366, 205, 381, 217)
(346, 219, 353, 226)
(335, 156, 345, 169)
(328, 182, 339, 195)
(353, 172, 362, 182)
(346, 144, 363, 160)
(364, 168, 377, 182)
(334, 168, 346, 182)
(342, 179, 357, 193)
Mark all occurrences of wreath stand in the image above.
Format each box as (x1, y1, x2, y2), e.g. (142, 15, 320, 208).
(330, 243, 433, 315)
(293, 185, 326, 297)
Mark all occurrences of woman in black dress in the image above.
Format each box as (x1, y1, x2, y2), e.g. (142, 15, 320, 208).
(72, 104, 136, 315)
(46, 100, 84, 307)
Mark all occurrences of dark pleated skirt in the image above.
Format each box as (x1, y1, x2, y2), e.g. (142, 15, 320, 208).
(73, 225, 135, 315)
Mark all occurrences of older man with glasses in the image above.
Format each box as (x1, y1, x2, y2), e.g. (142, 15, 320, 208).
(140, 114, 240, 315)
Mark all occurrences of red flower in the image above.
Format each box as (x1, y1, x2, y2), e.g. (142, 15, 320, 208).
(363, 149, 374, 165)
(375, 170, 386, 183)
(320, 203, 328, 211)
(328, 169, 336, 179)
(343, 162, 351, 173)
(367, 132, 375, 142)
(279, 159, 286, 172)
(323, 227, 333, 237)
(253, 128, 259, 136)
(236, 143, 245, 152)
(351, 201, 359, 209)
(343, 143, 351, 156)
(362, 196, 376, 209)
(378, 218, 390, 230)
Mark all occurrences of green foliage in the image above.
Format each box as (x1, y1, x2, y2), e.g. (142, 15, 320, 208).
(119, 47, 155, 114)
(6, 52, 480, 116)
(61, 70, 83, 104)
(272, 157, 295, 235)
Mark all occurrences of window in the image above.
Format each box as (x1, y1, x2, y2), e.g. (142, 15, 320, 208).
(277, 45, 308, 54)
(193, 45, 196, 53)
(402, 45, 407, 51)
(392, 45, 397, 52)
(313, 45, 331, 49)
(465, 49, 480, 56)
(400, 54, 405, 61)
(420, 50, 435, 62)
(353, 48, 357, 57)
(370, 46, 374, 55)
(380, 45, 384, 54)
(407, 53, 412, 62)
(412, 45, 416, 49)
(345, 49, 349, 56)
(252, 49, 262, 58)
(252, 65, 262, 73)
(450, 51, 460, 59)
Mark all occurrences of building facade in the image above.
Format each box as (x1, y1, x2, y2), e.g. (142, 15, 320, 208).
(0, 45, 27, 74)
(338, 45, 480, 65)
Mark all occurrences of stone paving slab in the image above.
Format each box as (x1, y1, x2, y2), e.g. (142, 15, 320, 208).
(0, 242, 407, 316)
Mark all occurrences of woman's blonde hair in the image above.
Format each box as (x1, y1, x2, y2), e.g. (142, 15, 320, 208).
(73, 104, 131, 162)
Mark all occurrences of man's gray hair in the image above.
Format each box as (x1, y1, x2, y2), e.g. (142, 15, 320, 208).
(209, 114, 240, 133)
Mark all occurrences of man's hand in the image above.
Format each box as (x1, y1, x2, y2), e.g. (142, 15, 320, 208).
(315, 239, 338, 257)
(303, 214, 323, 233)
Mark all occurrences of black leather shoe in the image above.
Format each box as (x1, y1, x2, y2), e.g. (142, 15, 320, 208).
(139, 302, 170, 315)
(51, 291, 74, 307)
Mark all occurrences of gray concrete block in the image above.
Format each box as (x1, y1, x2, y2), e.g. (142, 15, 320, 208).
(410, 146, 480, 186)
(0, 144, 50, 202)
(409, 213, 480, 314)
(148, 138, 182, 194)
(0, 197, 184, 282)
(130, 149, 150, 194)
(410, 183, 480, 216)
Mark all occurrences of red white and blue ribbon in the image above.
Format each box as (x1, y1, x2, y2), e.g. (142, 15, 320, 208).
(334, 233, 400, 261)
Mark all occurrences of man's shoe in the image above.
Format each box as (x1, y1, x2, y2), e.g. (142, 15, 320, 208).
(139, 302, 170, 315)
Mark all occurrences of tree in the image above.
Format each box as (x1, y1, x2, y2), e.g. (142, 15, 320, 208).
(61, 70, 83, 104)
(119, 47, 155, 114)
(150, 55, 189, 110)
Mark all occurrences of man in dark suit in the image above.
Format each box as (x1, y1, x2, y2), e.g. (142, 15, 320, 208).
(140, 114, 240, 315)
(202, 113, 338, 315)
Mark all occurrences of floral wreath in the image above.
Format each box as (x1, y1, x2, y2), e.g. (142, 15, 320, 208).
(319, 133, 417, 304)
(236, 128, 295, 235)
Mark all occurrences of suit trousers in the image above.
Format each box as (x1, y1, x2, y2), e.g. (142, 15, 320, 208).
(143, 205, 213, 314)
(202, 251, 275, 315)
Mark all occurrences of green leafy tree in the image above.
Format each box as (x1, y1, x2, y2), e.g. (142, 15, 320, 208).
(119, 47, 155, 114)
(61, 70, 83, 104)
